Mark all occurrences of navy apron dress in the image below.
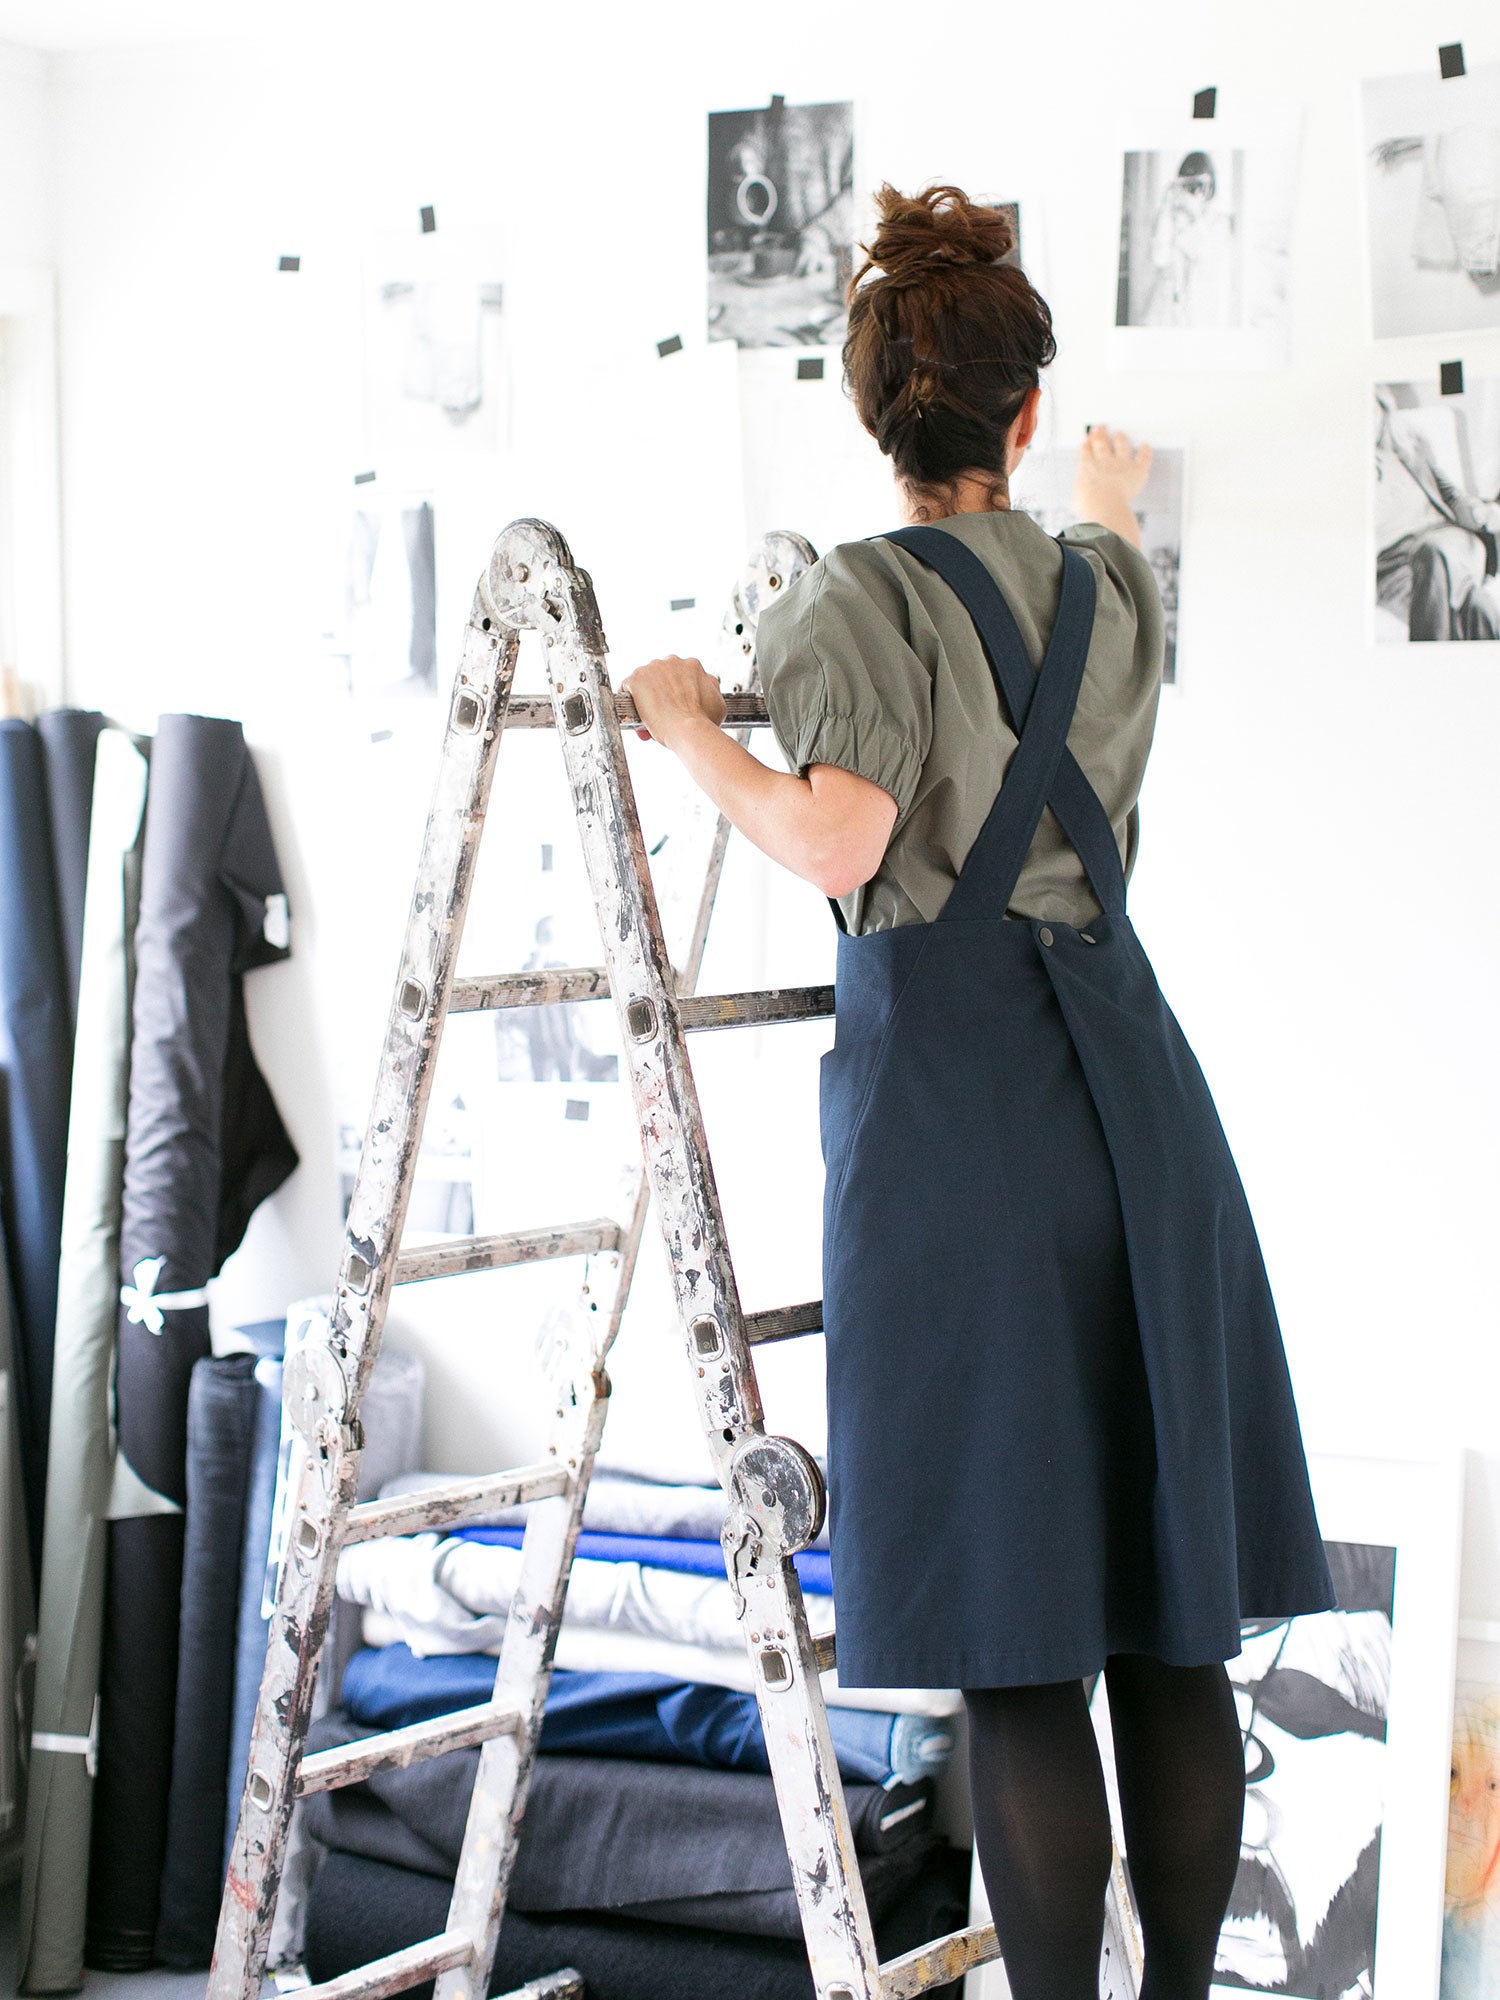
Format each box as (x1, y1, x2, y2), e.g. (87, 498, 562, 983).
(818, 525, 1336, 1690)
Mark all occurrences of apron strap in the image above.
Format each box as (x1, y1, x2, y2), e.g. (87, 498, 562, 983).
(880, 526, 1128, 918)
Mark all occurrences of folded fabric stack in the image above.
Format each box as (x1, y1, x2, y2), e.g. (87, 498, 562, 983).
(303, 1466, 971, 1994)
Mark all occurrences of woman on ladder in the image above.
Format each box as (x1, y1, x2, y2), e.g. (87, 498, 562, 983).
(622, 182, 1335, 2000)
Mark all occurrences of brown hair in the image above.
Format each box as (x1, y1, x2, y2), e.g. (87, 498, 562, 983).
(842, 183, 1056, 513)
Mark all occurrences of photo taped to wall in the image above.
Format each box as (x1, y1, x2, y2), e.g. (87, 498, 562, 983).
(1363, 63, 1500, 341)
(1010, 443, 1185, 682)
(1444, 1633, 1500, 2000)
(364, 224, 507, 453)
(707, 97, 854, 348)
(1374, 373, 1500, 642)
(1111, 111, 1298, 371)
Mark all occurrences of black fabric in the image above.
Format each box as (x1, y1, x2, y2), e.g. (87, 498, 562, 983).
(87, 716, 296, 1972)
(155, 1353, 260, 1968)
(965, 1656, 1246, 2000)
(303, 1843, 973, 1999)
(0, 718, 72, 1575)
(302, 1781, 939, 1941)
(35, 707, 107, 1030)
(304, 1716, 932, 1914)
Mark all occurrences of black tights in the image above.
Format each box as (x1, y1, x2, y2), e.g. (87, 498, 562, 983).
(964, 1655, 1245, 2000)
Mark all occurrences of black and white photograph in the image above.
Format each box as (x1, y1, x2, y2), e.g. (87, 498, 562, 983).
(706, 97, 854, 347)
(363, 223, 506, 452)
(1011, 443, 1185, 681)
(1111, 116, 1298, 370)
(323, 490, 439, 697)
(1374, 374, 1500, 642)
(1363, 63, 1500, 341)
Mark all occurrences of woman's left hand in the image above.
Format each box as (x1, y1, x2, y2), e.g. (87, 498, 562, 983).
(619, 655, 727, 750)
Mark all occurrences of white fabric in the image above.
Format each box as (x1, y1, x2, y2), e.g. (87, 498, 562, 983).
(336, 1532, 835, 1660)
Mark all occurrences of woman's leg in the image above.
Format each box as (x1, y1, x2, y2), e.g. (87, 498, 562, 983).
(1102, 1652, 1246, 2000)
(963, 1679, 1114, 2000)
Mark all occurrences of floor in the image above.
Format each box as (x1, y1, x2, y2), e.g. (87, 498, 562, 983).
(0, 1879, 211, 2000)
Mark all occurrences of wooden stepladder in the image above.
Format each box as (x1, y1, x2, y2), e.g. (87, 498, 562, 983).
(208, 518, 1145, 2000)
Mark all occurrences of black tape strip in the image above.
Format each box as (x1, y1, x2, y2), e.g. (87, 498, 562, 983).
(278, 255, 300, 273)
(649, 834, 670, 855)
(1192, 87, 1217, 119)
(420, 205, 436, 233)
(770, 93, 785, 112)
(657, 333, 684, 358)
(1438, 42, 1465, 79)
(541, 844, 553, 870)
(354, 470, 377, 485)
(369, 729, 393, 744)
(1440, 359, 1465, 396)
(565, 1099, 589, 1122)
(797, 356, 825, 381)
(670, 597, 696, 611)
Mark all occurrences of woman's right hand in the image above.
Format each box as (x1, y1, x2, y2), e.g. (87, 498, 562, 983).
(1073, 427, 1152, 547)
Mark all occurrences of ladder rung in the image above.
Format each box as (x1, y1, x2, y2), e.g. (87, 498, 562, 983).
(449, 969, 833, 1033)
(450, 965, 611, 1012)
(745, 1300, 824, 1345)
(495, 1976, 586, 2000)
(879, 1921, 1001, 1999)
(296, 1930, 472, 2000)
(811, 1630, 837, 1673)
(394, 1218, 621, 1285)
(344, 1461, 571, 1544)
(503, 693, 770, 730)
(296, 1703, 524, 1797)
(678, 984, 833, 1032)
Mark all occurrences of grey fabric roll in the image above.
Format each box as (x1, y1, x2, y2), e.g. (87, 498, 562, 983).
(304, 1716, 933, 1910)
(224, 1346, 284, 1869)
(156, 1354, 260, 1968)
(19, 727, 147, 1996)
(35, 708, 106, 1031)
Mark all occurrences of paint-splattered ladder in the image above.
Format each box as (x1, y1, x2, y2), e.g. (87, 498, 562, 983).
(207, 518, 1143, 2000)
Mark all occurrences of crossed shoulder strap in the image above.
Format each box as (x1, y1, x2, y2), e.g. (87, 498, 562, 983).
(880, 526, 1128, 921)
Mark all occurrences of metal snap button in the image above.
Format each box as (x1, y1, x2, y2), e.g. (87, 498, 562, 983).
(1039, 926, 1054, 947)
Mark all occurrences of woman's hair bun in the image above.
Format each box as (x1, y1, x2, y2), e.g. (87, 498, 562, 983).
(859, 183, 1015, 281)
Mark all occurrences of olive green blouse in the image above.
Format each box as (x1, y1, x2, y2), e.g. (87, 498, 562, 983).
(754, 509, 1166, 934)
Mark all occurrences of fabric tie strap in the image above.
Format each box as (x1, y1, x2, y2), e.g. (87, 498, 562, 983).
(120, 1256, 209, 1336)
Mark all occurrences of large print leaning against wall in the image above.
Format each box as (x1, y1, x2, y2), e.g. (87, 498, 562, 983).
(1374, 374, 1500, 642)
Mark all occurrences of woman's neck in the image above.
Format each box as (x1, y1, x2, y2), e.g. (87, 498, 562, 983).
(898, 468, 1011, 525)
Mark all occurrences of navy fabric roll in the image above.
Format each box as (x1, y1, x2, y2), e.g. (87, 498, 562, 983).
(339, 1647, 937, 1786)
(0, 719, 72, 1575)
(155, 1353, 259, 1968)
(302, 1845, 972, 1998)
(87, 718, 296, 1971)
(35, 707, 106, 1030)
(224, 1347, 283, 1868)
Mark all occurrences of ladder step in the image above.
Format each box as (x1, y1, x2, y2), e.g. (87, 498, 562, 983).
(879, 1921, 1001, 1999)
(450, 965, 611, 1012)
(296, 1930, 471, 1999)
(678, 984, 833, 1032)
(450, 968, 833, 1032)
(296, 1703, 524, 1797)
(394, 1218, 621, 1286)
(503, 693, 770, 730)
(494, 1976, 586, 2000)
(811, 1630, 837, 1674)
(344, 1461, 571, 1544)
(745, 1300, 824, 1345)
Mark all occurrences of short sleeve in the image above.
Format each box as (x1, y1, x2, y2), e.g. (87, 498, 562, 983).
(754, 542, 933, 829)
(1060, 521, 1166, 684)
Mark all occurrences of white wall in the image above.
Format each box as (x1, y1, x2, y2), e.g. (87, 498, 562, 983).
(26, 4, 1500, 1616)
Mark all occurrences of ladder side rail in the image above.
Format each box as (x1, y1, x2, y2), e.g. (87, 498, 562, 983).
(208, 600, 522, 1998)
(471, 524, 883, 1997)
